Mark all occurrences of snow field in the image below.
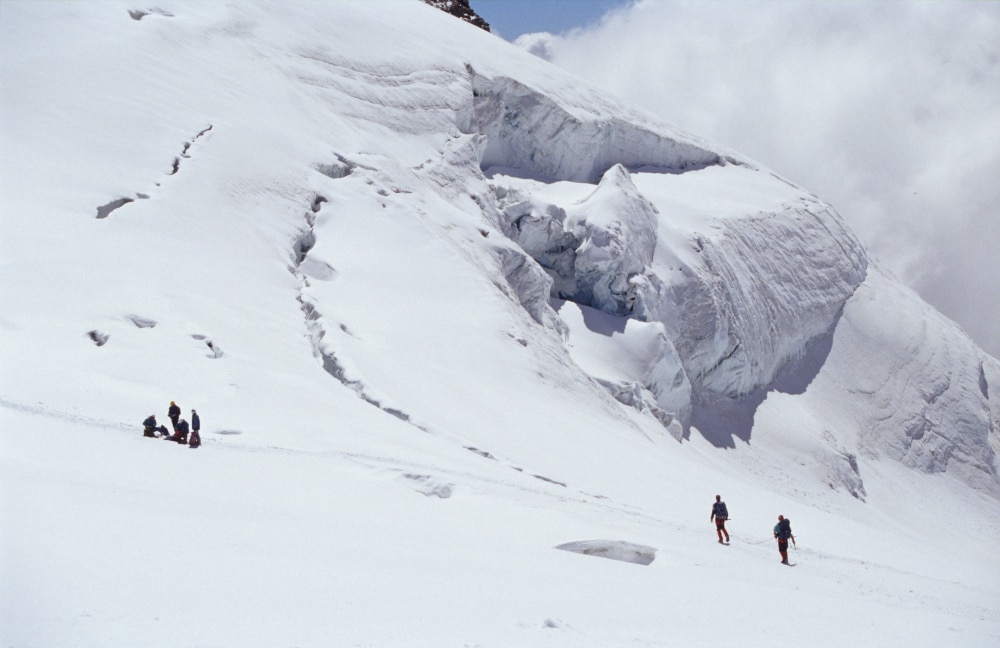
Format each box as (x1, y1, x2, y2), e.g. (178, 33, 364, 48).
(2, 2, 999, 646)
(3, 405, 998, 647)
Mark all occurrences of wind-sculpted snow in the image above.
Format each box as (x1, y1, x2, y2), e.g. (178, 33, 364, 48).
(486, 153, 991, 490)
(986, 357, 1000, 461)
(460, 71, 726, 183)
(566, 166, 659, 316)
(499, 165, 659, 317)
(828, 268, 999, 491)
(554, 300, 690, 439)
(675, 199, 869, 398)
(491, 164, 869, 437)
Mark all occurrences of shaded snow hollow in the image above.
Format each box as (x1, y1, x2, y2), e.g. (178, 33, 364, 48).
(556, 540, 658, 566)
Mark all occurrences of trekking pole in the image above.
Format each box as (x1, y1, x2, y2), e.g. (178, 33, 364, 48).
(791, 535, 797, 549)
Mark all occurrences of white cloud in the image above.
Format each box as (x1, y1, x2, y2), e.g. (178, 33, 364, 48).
(528, 0, 1000, 358)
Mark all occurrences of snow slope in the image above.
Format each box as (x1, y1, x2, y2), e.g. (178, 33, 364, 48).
(2, 1, 998, 646)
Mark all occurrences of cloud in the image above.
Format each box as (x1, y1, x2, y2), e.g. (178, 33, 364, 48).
(522, 0, 1000, 358)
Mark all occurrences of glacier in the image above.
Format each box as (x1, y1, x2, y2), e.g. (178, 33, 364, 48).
(1, 1, 999, 646)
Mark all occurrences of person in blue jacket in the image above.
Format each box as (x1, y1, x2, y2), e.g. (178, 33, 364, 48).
(189, 409, 201, 448)
(175, 417, 190, 444)
(773, 515, 795, 564)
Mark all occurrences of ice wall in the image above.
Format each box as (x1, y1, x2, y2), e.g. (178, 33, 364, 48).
(458, 66, 868, 418)
(459, 71, 725, 183)
(673, 199, 869, 398)
(490, 163, 868, 423)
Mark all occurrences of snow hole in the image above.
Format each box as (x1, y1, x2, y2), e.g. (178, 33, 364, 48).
(403, 474, 454, 499)
(128, 8, 174, 21)
(555, 540, 657, 566)
(315, 159, 354, 180)
(126, 314, 157, 328)
(205, 340, 223, 359)
(95, 197, 134, 219)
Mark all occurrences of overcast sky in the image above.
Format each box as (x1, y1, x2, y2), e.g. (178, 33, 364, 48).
(483, 0, 1000, 359)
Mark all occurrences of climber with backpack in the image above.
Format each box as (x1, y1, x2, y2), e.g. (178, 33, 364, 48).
(189, 409, 201, 448)
(773, 515, 795, 564)
(174, 417, 190, 444)
(710, 495, 730, 544)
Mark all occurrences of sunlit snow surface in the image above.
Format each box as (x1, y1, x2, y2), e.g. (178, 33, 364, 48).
(1, 1, 999, 646)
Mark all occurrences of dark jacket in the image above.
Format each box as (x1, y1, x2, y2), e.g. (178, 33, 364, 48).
(191, 412, 200, 431)
(168, 404, 181, 421)
(712, 501, 728, 520)
(774, 518, 792, 540)
(143, 416, 157, 428)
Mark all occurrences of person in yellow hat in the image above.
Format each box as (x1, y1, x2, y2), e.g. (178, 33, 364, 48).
(167, 401, 181, 434)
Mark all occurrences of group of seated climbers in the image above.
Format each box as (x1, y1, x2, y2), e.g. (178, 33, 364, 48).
(143, 400, 201, 448)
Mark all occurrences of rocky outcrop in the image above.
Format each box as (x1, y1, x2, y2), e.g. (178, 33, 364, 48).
(422, 0, 490, 31)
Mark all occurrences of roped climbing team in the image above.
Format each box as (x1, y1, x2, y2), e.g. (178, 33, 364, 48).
(711, 494, 797, 564)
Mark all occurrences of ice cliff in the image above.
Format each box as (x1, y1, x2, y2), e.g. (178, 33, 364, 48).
(444, 24, 996, 493)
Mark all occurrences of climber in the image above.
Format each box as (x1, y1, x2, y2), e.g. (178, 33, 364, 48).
(167, 400, 181, 433)
(142, 415, 158, 437)
(189, 409, 201, 448)
(773, 515, 795, 564)
(711, 495, 730, 544)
